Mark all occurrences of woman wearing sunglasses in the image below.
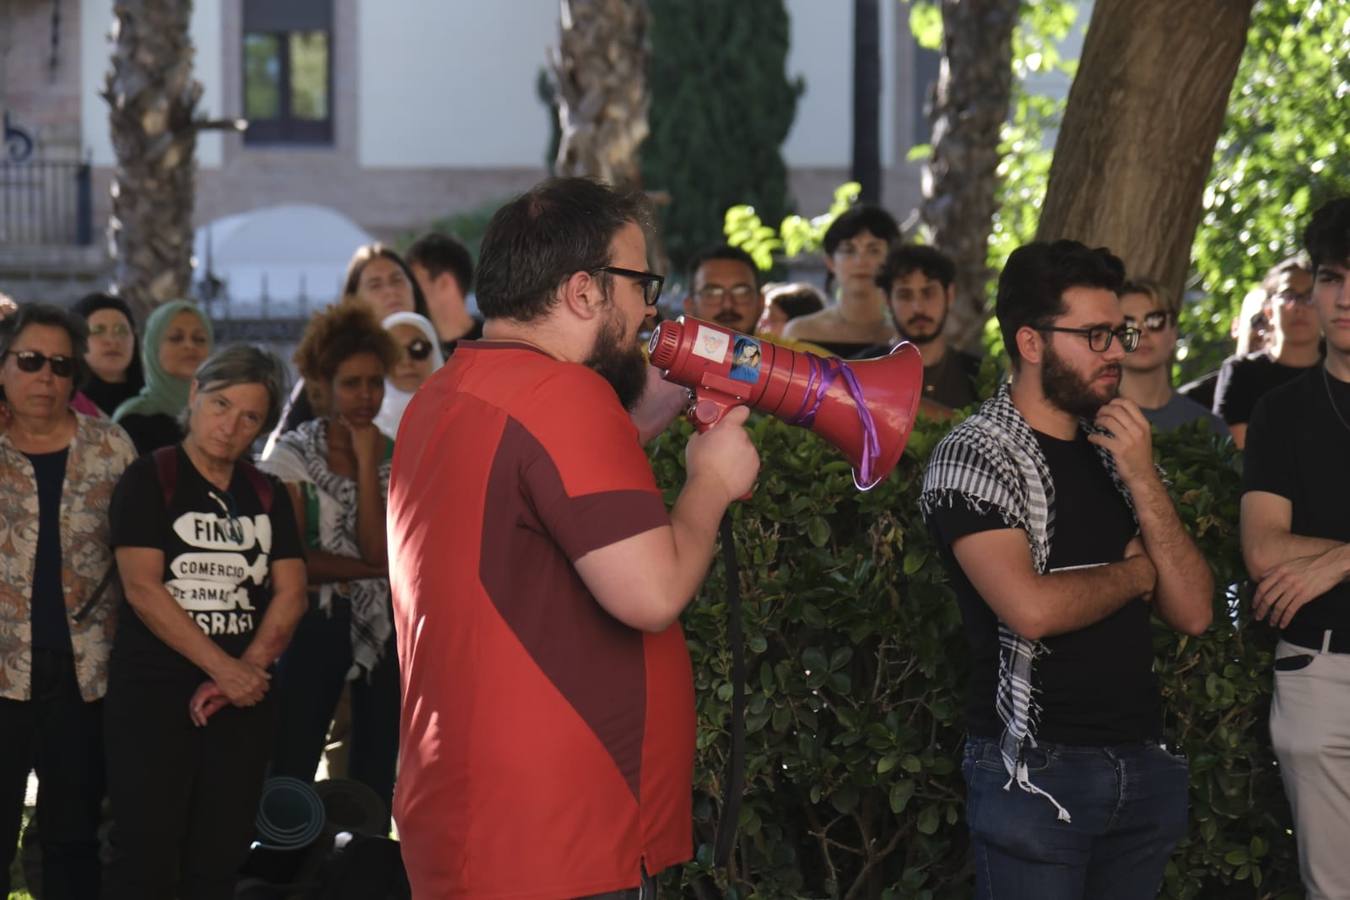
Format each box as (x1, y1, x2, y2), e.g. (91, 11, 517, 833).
(1117, 279, 1230, 437)
(259, 303, 401, 830)
(374, 311, 444, 438)
(70, 293, 144, 419)
(0, 303, 137, 899)
(113, 300, 214, 456)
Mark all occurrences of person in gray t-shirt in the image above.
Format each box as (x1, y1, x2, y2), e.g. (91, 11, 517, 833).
(1119, 280, 1230, 438)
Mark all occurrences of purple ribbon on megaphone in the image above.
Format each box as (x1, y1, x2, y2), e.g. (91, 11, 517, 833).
(784, 354, 884, 490)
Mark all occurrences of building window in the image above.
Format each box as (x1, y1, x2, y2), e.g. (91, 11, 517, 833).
(242, 0, 333, 145)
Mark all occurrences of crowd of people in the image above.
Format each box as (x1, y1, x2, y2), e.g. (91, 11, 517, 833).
(0, 181, 1345, 900)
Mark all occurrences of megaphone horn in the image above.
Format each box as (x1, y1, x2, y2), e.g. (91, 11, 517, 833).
(647, 316, 923, 490)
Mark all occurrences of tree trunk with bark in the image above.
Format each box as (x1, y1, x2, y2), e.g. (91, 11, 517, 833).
(919, 0, 1019, 352)
(1035, 0, 1254, 308)
(551, 0, 650, 187)
(103, 0, 200, 322)
(851, 0, 882, 205)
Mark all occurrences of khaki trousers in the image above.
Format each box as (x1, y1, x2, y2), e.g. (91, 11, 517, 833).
(1271, 637, 1350, 900)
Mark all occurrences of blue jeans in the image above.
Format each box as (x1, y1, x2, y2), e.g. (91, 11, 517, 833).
(961, 736, 1189, 900)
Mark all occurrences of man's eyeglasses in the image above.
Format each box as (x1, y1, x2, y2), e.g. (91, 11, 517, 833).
(595, 266, 664, 307)
(1036, 325, 1141, 353)
(1123, 310, 1174, 333)
(4, 349, 77, 378)
(404, 339, 433, 361)
(1274, 289, 1313, 307)
(89, 323, 132, 339)
(695, 284, 758, 306)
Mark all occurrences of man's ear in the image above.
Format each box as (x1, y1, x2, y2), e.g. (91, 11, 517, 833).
(559, 270, 604, 320)
(944, 283, 957, 309)
(823, 253, 837, 276)
(1015, 326, 1045, 366)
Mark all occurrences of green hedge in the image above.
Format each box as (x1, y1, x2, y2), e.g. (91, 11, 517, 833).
(647, 415, 1300, 899)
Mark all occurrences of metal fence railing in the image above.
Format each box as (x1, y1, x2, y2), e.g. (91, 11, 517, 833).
(0, 157, 93, 246)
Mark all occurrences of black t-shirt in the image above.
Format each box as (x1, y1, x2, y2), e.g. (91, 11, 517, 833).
(118, 411, 184, 457)
(108, 445, 303, 683)
(1178, 369, 1219, 412)
(1214, 351, 1317, 425)
(1243, 368, 1350, 632)
(82, 375, 142, 419)
(859, 344, 982, 409)
(26, 449, 72, 652)
(928, 430, 1160, 745)
(442, 318, 485, 359)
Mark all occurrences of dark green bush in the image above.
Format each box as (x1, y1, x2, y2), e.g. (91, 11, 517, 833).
(648, 416, 1300, 899)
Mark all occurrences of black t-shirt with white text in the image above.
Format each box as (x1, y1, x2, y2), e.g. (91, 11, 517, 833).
(928, 430, 1160, 745)
(1243, 368, 1350, 633)
(109, 445, 303, 683)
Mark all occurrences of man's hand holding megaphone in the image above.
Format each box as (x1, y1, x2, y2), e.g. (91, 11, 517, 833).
(684, 404, 761, 504)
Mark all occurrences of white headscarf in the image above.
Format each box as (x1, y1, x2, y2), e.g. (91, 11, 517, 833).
(375, 311, 444, 439)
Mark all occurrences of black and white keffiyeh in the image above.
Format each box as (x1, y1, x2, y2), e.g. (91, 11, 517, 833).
(920, 384, 1135, 822)
(261, 418, 393, 681)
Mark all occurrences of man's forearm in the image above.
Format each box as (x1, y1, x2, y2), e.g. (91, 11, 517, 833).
(663, 474, 733, 615)
(1248, 531, 1345, 580)
(1020, 556, 1155, 639)
(1130, 474, 1214, 635)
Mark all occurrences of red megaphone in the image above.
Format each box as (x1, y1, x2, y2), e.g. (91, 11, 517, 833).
(647, 316, 923, 490)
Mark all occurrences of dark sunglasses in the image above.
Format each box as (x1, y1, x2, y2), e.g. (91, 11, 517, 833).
(595, 266, 664, 307)
(1123, 310, 1174, 333)
(1036, 324, 1141, 353)
(404, 339, 433, 361)
(5, 349, 77, 378)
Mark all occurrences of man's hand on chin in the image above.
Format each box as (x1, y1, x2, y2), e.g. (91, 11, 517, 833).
(631, 365, 692, 444)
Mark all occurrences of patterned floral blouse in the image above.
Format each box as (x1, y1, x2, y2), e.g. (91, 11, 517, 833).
(0, 413, 137, 701)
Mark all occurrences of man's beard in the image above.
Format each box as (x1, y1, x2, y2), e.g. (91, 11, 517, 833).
(1041, 342, 1119, 419)
(896, 309, 947, 346)
(585, 304, 648, 411)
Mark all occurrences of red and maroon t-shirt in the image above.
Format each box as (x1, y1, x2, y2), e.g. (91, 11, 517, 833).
(388, 341, 694, 899)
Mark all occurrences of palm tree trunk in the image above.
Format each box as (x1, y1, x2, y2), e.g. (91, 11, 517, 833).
(852, 0, 882, 205)
(103, 0, 200, 321)
(551, 0, 651, 187)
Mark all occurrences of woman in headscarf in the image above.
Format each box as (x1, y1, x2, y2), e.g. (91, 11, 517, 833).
(70, 293, 144, 418)
(112, 301, 213, 456)
(374, 311, 444, 438)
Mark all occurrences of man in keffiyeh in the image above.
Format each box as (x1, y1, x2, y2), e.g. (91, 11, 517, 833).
(921, 239, 1213, 900)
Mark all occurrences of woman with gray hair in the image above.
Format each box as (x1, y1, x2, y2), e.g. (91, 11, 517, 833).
(0, 302, 136, 900)
(103, 344, 308, 900)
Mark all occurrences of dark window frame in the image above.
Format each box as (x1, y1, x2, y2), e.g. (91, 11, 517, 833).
(242, 0, 334, 146)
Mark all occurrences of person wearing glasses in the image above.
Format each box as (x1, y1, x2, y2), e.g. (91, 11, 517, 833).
(1213, 254, 1320, 448)
(259, 303, 402, 830)
(70, 292, 144, 419)
(387, 177, 759, 899)
(782, 204, 901, 358)
(104, 344, 305, 899)
(1116, 279, 1229, 436)
(1241, 198, 1350, 900)
(375, 311, 445, 438)
(0, 303, 137, 900)
(921, 240, 1212, 900)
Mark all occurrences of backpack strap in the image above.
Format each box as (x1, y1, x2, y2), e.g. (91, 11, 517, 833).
(238, 460, 275, 513)
(152, 445, 179, 510)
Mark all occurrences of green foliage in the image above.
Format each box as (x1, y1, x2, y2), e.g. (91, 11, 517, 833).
(725, 183, 861, 272)
(642, 0, 803, 281)
(1181, 0, 1350, 381)
(647, 415, 1298, 898)
(397, 197, 503, 264)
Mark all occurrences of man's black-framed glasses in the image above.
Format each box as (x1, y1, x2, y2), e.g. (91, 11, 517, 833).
(1273, 289, 1313, 307)
(595, 266, 664, 307)
(1036, 324, 1141, 353)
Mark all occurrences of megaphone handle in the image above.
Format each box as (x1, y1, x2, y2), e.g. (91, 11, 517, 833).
(687, 393, 753, 501)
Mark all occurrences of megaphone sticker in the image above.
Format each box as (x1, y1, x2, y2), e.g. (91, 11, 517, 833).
(693, 325, 730, 363)
(730, 336, 763, 384)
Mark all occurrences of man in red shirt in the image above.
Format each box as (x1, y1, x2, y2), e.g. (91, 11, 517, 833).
(388, 177, 760, 899)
